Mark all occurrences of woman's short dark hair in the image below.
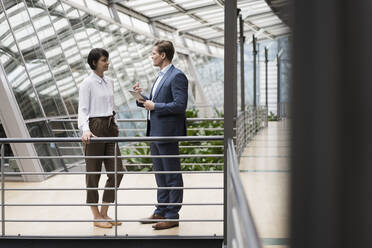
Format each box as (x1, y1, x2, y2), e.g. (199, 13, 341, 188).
(154, 40, 175, 62)
(87, 48, 109, 70)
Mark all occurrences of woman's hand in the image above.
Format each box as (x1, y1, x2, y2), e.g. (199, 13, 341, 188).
(82, 131, 95, 144)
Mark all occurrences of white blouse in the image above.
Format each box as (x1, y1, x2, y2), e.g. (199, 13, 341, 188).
(78, 72, 114, 132)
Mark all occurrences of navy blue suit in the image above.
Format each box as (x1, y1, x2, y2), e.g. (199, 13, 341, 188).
(137, 65, 188, 219)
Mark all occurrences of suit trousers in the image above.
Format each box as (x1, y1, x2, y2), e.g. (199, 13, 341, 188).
(150, 142, 183, 219)
(84, 116, 123, 203)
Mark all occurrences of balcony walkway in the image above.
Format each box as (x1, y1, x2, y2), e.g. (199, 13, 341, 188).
(239, 120, 290, 248)
(0, 173, 223, 237)
(0, 120, 288, 244)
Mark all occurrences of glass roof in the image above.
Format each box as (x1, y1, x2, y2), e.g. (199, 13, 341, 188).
(116, 0, 290, 44)
(0, 0, 289, 63)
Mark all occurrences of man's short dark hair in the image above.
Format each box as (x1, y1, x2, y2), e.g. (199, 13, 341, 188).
(154, 40, 175, 62)
(87, 48, 109, 70)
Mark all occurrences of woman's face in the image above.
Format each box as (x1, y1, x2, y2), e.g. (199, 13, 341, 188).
(95, 56, 109, 72)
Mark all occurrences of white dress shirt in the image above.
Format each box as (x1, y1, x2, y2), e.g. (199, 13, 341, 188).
(78, 72, 114, 132)
(151, 64, 172, 100)
(148, 64, 172, 119)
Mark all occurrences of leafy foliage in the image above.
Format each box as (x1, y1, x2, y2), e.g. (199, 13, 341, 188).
(121, 108, 224, 171)
(268, 111, 279, 121)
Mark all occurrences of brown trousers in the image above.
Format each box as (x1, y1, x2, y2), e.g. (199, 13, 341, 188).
(84, 115, 123, 203)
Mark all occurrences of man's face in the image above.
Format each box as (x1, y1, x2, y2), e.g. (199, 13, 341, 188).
(151, 46, 164, 67)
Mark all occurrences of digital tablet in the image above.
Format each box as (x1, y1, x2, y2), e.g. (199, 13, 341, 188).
(129, 90, 148, 102)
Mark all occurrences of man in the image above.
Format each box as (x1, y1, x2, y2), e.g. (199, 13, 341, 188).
(133, 40, 188, 230)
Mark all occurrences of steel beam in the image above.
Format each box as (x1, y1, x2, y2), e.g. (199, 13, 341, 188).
(150, 3, 218, 21)
(178, 21, 224, 34)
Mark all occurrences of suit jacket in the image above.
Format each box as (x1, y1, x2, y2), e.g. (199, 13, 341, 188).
(137, 65, 188, 137)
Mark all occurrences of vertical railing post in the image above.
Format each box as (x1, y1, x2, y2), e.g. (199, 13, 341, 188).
(277, 54, 281, 119)
(253, 35, 257, 108)
(1, 144, 5, 236)
(265, 47, 268, 109)
(239, 14, 245, 109)
(239, 14, 246, 149)
(226, 141, 232, 247)
(253, 35, 258, 134)
(266, 47, 269, 127)
(114, 142, 118, 237)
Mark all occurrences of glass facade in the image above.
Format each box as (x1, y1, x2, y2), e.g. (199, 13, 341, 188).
(236, 37, 291, 115)
(0, 0, 225, 174)
(192, 54, 224, 111)
(0, 121, 19, 175)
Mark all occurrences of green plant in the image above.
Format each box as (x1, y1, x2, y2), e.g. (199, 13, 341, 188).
(121, 139, 152, 171)
(121, 108, 224, 171)
(180, 108, 224, 171)
(268, 111, 279, 121)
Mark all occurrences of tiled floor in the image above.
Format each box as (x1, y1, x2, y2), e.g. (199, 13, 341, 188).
(0, 173, 223, 237)
(240, 120, 290, 248)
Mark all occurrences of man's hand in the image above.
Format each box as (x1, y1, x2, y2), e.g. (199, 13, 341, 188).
(82, 131, 95, 144)
(143, 100, 155, 111)
(133, 82, 142, 93)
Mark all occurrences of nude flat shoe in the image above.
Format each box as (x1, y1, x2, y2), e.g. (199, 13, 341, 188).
(93, 221, 113, 228)
(109, 220, 122, 226)
(102, 217, 122, 226)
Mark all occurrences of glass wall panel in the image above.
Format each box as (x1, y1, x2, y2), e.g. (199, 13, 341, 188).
(0, 121, 20, 176)
(4, 0, 67, 118)
(132, 18, 152, 34)
(26, 121, 65, 172)
(27, 0, 81, 116)
(191, 53, 224, 111)
(0, 2, 44, 120)
(278, 36, 291, 104)
(118, 11, 132, 28)
(85, 0, 111, 18)
(174, 53, 196, 107)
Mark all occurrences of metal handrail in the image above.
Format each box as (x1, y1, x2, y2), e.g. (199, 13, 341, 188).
(64, 163, 224, 166)
(3, 219, 223, 223)
(3, 203, 223, 206)
(235, 106, 268, 159)
(3, 171, 222, 175)
(51, 129, 233, 133)
(0, 136, 223, 143)
(227, 139, 261, 248)
(4, 187, 224, 191)
(0, 135, 224, 237)
(48, 118, 224, 123)
(59, 145, 224, 149)
(3, 154, 223, 159)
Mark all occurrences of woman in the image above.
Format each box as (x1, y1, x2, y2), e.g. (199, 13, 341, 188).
(78, 48, 123, 228)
